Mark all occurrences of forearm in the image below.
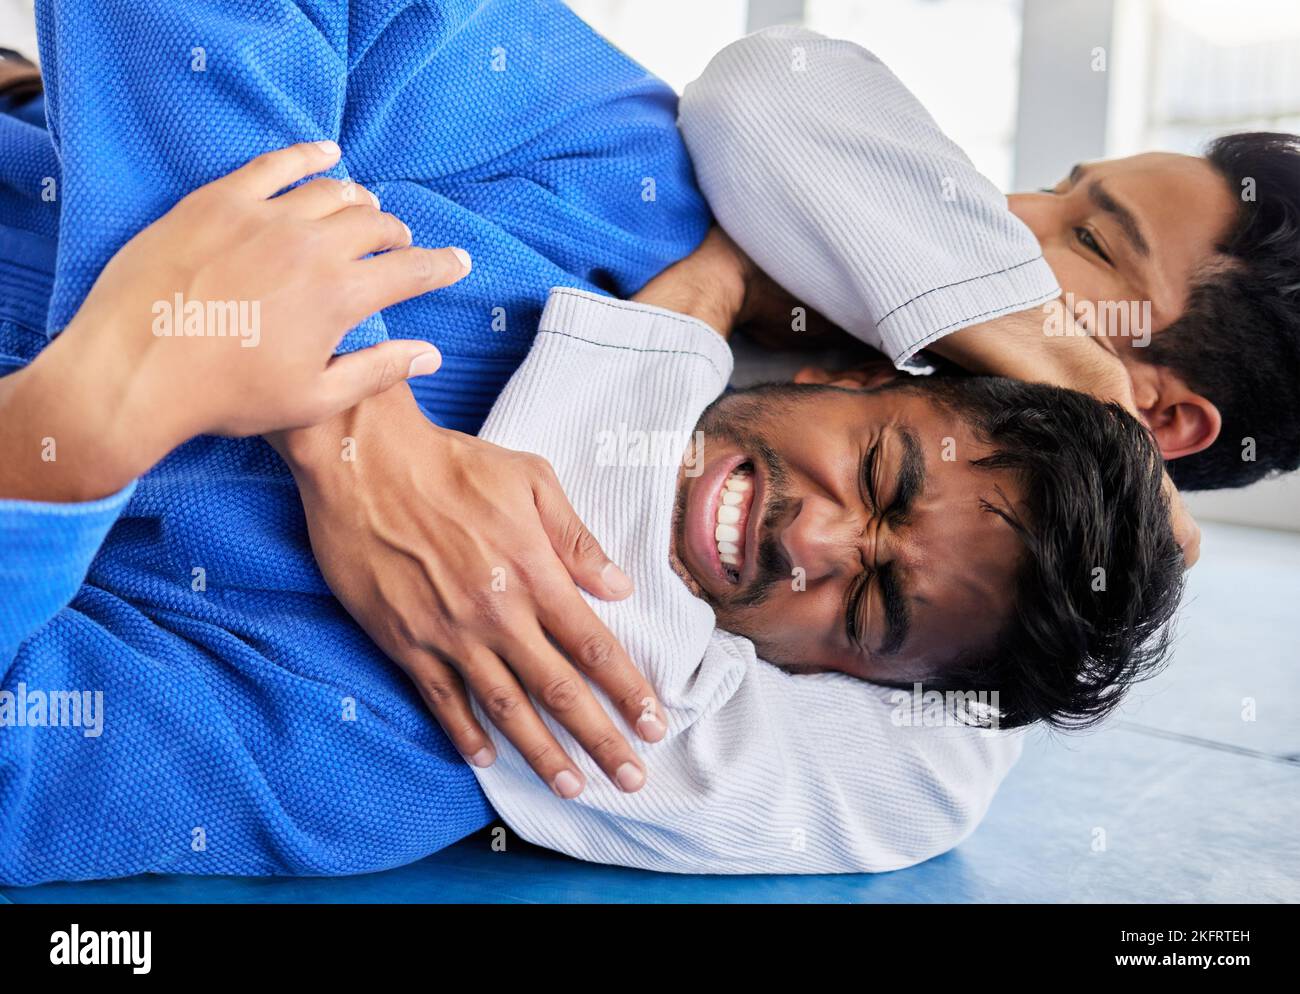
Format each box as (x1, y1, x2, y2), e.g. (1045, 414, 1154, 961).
(681, 27, 1060, 365)
(0, 328, 159, 660)
(0, 329, 178, 503)
(928, 306, 1137, 410)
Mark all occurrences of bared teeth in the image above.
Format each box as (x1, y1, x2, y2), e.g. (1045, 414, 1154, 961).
(715, 465, 754, 581)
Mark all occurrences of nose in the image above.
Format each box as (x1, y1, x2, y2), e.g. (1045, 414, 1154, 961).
(779, 493, 867, 582)
(1006, 191, 1055, 246)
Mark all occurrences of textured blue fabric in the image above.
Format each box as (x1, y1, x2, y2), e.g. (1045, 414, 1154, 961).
(0, 0, 708, 885)
(36, 0, 708, 433)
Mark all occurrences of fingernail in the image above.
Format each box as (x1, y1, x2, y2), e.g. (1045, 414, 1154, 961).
(636, 712, 667, 743)
(407, 350, 442, 378)
(315, 139, 341, 157)
(468, 747, 495, 768)
(450, 247, 472, 272)
(551, 770, 584, 799)
(601, 561, 633, 596)
(615, 762, 645, 793)
(368, 189, 380, 209)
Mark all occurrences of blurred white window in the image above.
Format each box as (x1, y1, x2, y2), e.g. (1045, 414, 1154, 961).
(804, 0, 1023, 189)
(567, 0, 1023, 188)
(564, 0, 749, 94)
(1109, 0, 1300, 157)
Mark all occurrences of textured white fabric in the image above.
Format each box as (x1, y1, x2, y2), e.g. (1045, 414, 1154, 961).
(475, 288, 1025, 874)
(679, 26, 1061, 366)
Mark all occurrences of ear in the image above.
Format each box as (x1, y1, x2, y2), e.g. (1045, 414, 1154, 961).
(794, 360, 900, 391)
(1130, 362, 1222, 460)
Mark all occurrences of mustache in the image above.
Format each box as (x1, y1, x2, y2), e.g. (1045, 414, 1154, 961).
(725, 440, 794, 609)
(691, 384, 822, 611)
(732, 495, 795, 608)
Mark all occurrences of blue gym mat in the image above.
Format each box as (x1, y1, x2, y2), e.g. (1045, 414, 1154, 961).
(4, 522, 1297, 904)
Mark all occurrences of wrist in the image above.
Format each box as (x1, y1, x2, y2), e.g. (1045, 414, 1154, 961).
(267, 381, 434, 486)
(55, 308, 196, 465)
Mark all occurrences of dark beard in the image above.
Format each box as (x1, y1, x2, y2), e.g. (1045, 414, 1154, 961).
(685, 382, 843, 610)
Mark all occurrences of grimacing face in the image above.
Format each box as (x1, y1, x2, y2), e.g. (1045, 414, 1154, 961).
(669, 383, 1027, 684)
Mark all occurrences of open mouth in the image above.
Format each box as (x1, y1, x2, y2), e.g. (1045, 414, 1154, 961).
(681, 448, 764, 595)
(714, 461, 754, 584)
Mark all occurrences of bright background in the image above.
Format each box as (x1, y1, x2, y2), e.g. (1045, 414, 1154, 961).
(4, 0, 1299, 527)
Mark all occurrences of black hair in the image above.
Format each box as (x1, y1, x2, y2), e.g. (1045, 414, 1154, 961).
(906, 376, 1186, 729)
(1144, 132, 1300, 490)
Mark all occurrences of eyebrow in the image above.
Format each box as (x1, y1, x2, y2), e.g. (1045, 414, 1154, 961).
(892, 427, 925, 518)
(875, 427, 924, 655)
(1070, 163, 1151, 258)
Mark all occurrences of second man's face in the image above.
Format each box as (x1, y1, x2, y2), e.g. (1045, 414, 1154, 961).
(1006, 151, 1238, 357)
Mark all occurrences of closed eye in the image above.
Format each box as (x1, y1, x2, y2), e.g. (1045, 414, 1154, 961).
(846, 442, 882, 645)
(846, 428, 922, 654)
